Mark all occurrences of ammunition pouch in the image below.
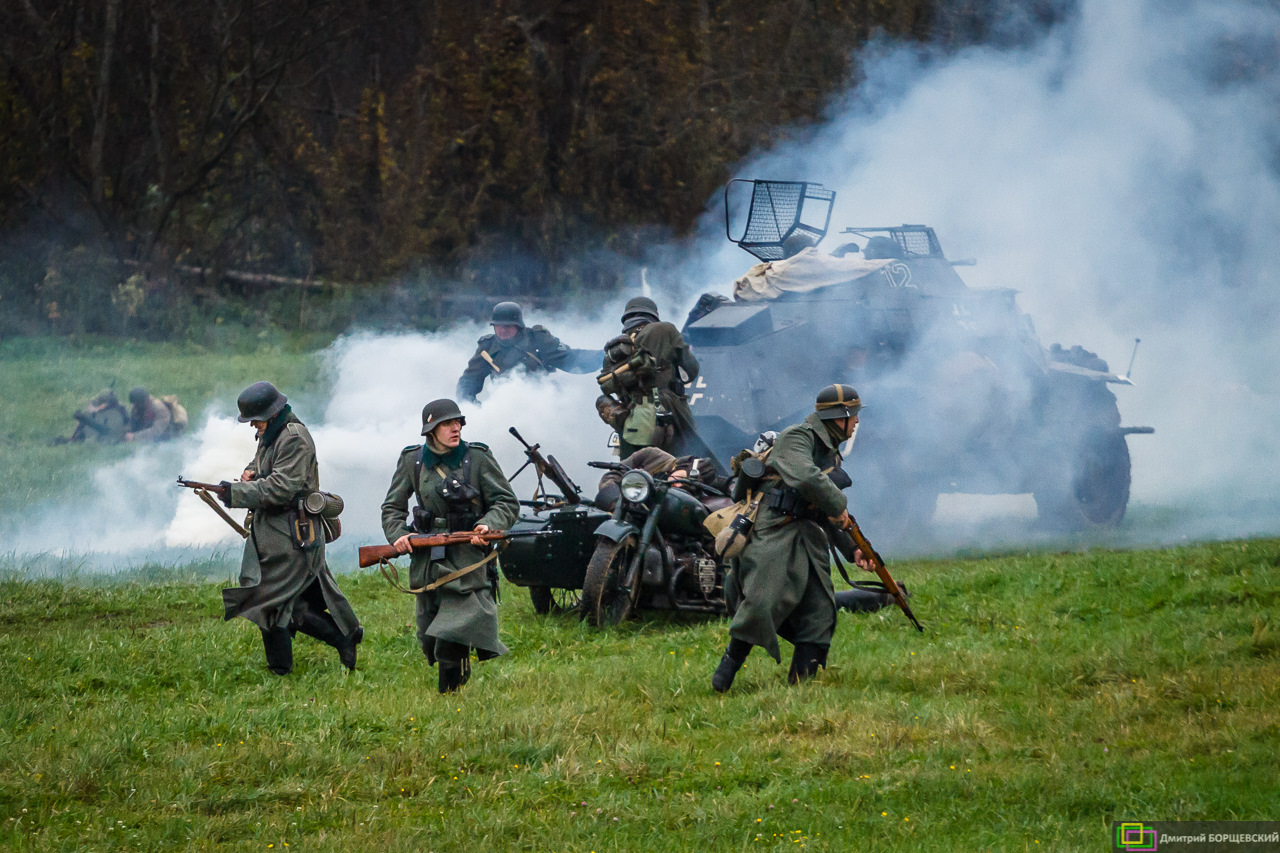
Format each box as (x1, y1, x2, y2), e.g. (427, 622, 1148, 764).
(765, 486, 820, 520)
(411, 506, 435, 534)
(597, 334, 659, 397)
(438, 476, 482, 533)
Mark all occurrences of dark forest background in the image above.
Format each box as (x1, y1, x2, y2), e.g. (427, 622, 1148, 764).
(0, 0, 1066, 339)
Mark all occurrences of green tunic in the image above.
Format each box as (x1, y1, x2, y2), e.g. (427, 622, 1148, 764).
(616, 320, 705, 458)
(381, 440, 519, 661)
(456, 326, 573, 401)
(724, 412, 848, 662)
(222, 413, 361, 637)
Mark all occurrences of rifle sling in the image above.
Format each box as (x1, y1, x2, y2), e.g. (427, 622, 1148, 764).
(378, 548, 501, 595)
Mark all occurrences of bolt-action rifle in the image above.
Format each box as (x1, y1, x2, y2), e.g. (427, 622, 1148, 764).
(176, 476, 248, 538)
(358, 528, 553, 569)
(832, 513, 924, 632)
(507, 427, 581, 506)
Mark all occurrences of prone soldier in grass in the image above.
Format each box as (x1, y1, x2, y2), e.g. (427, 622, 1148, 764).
(215, 381, 363, 675)
(381, 398, 519, 693)
(712, 383, 872, 692)
(456, 302, 579, 402)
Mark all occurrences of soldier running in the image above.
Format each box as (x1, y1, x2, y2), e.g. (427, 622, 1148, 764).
(215, 381, 364, 675)
(711, 383, 872, 692)
(380, 398, 519, 693)
(456, 302, 578, 402)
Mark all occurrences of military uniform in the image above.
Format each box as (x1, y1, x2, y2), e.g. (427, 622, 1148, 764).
(713, 384, 862, 692)
(381, 436, 519, 673)
(456, 325, 574, 401)
(56, 389, 128, 444)
(221, 389, 362, 675)
(598, 298, 706, 459)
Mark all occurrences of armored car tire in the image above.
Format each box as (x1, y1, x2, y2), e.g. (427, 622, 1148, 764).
(581, 537, 641, 627)
(1034, 426, 1131, 530)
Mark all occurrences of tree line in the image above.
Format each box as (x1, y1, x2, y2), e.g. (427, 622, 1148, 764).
(0, 0, 1065, 337)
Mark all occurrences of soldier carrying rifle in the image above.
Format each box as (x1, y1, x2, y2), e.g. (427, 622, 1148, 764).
(380, 398, 519, 693)
(200, 381, 363, 676)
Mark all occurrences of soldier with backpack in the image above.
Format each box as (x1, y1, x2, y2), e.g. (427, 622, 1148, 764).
(596, 296, 709, 459)
(124, 386, 188, 442)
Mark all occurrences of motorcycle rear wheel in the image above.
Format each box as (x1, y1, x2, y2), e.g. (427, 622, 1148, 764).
(581, 537, 640, 627)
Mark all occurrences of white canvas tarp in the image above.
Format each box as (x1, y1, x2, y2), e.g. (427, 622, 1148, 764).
(732, 248, 891, 302)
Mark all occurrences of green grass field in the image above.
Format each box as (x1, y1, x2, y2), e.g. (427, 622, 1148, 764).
(0, 336, 325, 517)
(1, 337, 1277, 851)
(1, 539, 1277, 852)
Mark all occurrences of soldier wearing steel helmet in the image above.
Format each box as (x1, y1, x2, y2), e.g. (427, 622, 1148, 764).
(596, 296, 708, 459)
(456, 301, 578, 402)
(380, 398, 519, 693)
(711, 383, 872, 693)
(217, 381, 364, 676)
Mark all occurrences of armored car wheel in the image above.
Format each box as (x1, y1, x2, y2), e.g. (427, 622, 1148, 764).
(1034, 427, 1131, 530)
(581, 537, 640, 627)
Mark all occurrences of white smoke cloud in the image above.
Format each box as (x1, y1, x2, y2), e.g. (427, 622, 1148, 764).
(9, 0, 1280, 568)
(697, 0, 1280, 536)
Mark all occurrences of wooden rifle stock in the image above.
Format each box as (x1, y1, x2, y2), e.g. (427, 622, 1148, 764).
(358, 529, 549, 569)
(837, 514, 924, 632)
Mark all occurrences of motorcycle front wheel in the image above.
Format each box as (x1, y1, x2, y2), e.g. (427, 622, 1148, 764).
(581, 536, 640, 627)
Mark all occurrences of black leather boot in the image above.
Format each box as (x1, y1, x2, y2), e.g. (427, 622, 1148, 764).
(787, 642, 828, 684)
(437, 641, 471, 694)
(711, 638, 752, 693)
(261, 627, 293, 675)
(295, 610, 363, 671)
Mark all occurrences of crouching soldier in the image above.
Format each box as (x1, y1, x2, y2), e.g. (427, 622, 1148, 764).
(381, 399, 519, 693)
(712, 383, 871, 692)
(217, 381, 363, 675)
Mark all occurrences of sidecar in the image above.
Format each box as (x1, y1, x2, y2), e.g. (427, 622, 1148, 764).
(500, 502, 611, 614)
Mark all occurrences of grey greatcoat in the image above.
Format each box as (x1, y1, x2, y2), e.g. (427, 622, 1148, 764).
(381, 441, 519, 661)
(724, 412, 848, 662)
(222, 413, 361, 637)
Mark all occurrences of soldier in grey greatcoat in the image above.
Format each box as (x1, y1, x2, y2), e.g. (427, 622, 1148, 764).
(456, 302, 580, 402)
(381, 398, 519, 693)
(217, 381, 363, 675)
(712, 384, 871, 692)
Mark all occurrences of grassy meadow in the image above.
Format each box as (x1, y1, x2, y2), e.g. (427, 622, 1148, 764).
(0, 336, 326, 517)
(1, 337, 1277, 851)
(1, 540, 1278, 852)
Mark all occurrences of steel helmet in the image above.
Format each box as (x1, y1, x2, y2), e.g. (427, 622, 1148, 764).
(621, 296, 659, 329)
(814, 384, 862, 420)
(128, 386, 149, 406)
(421, 398, 466, 435)
(490, 301, 525, 328)
(237, 381, 288, 423)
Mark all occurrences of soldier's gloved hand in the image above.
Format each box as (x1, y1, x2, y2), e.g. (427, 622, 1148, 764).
(470, 524, 491, 547)
(215, 481, 233, 505)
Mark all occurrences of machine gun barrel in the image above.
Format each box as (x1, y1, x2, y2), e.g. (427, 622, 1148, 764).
(508, 427, 581, 504)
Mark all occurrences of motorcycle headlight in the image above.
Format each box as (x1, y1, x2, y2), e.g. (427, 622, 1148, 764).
(619, 470, 653, 504)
